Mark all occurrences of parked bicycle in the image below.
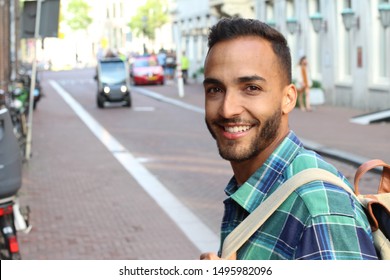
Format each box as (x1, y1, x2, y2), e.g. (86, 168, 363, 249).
(17, 66, 42, 111)
(0, 107, 31, 259)
(0, 67, 42, 159)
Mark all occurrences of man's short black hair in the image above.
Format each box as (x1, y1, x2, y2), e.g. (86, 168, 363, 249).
(207, 17, 292, 85)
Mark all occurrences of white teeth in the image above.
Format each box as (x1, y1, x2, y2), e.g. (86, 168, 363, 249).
(224, 126, 251, 133)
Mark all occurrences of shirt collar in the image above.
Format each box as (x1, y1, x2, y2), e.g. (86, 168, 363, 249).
(225, 130, 303, 213)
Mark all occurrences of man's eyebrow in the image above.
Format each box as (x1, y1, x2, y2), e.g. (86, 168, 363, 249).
(203, 75, 266, 85)
(236, 75, 266, 83)
(203, 77, 221, 85)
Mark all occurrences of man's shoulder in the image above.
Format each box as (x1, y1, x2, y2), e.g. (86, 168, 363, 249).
(290, 180, 355, 218)
(283, 149, 356, 217)
(288, 149, 337, 173)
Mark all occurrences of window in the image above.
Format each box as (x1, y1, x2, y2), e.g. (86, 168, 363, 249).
(379, 0, 389, 77)
(371, 0, 389, 83)
(311, 0, 320, 12)
(307, 0, 321, 79)
(286, 0, 294, 18)
(379, 28, 388, 77)
(344, 0, 352, 8)
(336, 0, 351, 81)
(266, 0, 275, 26)
(286, 0, 297, 67)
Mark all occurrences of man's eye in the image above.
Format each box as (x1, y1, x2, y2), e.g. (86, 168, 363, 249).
(246, 85, 261, 91)
(206, 87, 223, 94)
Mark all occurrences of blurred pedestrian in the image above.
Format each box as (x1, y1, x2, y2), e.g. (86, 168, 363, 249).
(96, 46, 104, 61)
(180, 51, 190, 84)
(296, 56, 312, 111)
(165, 50, 176, 80)
(200, 17, 376, 260)
(157, 48, 167, 68)
(105, 49, 117, 58)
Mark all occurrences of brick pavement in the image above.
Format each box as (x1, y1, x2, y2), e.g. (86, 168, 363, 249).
(18, 76, 200, 259)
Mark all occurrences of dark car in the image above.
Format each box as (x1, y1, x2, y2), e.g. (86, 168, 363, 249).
(96, 58, 132, 108)
(130, 55, 165, 85)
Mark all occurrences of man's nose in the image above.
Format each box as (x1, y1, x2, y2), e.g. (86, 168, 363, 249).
(219, 91, 244, 118)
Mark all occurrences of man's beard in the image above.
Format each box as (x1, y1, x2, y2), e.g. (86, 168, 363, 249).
(206, 108, 282, 162)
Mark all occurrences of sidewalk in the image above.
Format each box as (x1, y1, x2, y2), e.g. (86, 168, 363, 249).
(157, 81, 390, 166)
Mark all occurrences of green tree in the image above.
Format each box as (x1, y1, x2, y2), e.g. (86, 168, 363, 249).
(66, 0, 92, 31)
(128, 0, 169, 41)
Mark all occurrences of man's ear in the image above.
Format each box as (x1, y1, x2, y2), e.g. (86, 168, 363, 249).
(282, 84, 297, 114)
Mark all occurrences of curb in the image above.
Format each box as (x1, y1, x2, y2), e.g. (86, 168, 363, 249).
(301, 138, 382, 174)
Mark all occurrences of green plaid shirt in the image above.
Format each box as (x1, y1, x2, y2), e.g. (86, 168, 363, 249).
(219, 131, 377, 260)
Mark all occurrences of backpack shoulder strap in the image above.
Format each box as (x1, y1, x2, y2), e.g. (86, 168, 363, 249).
(354, 159, 390, 194)
(221, 168, 353, 259)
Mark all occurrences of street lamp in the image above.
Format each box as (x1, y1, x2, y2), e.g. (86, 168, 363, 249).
(310, 12, 327, 33)
(286, 17, 300, 34)
(378, 3, 390, 28)
(341, 8, 360, 31)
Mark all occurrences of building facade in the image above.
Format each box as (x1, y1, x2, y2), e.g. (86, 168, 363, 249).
(33, 0, 175, 68)
(174, 0, 390, 111)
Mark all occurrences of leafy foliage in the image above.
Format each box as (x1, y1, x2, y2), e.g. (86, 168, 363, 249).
(128, 0, 169, 40)
(311, 80, 322, 89)
(66, 0, 92, 31)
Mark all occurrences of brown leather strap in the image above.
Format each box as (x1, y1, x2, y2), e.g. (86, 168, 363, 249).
(354, 159, 390, 195)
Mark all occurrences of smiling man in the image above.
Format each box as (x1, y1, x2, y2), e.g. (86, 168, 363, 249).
(200, 18, 377, 260)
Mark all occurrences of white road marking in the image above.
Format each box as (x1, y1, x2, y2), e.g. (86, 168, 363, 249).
(136, 157, 155, 163)
(49, 80, 219, 253)
(133, 87, 205, 114)
(133, 106, 155, 112)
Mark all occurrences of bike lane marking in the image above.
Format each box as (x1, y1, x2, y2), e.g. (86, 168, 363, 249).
(133, 87, 205, 114)
(49, 80, 219, 253)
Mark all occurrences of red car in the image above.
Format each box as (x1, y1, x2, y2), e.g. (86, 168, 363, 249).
(130, 56, 165, 85)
